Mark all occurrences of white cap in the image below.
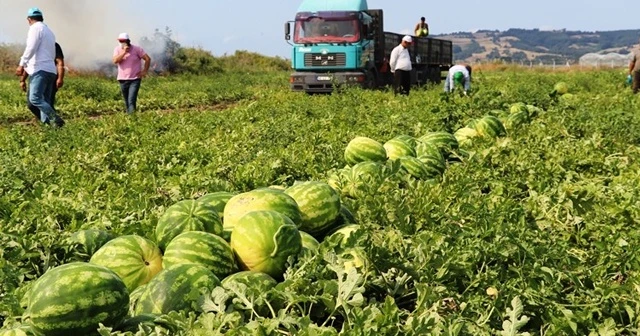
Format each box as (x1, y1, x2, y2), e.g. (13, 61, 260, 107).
(402, 35, 412, 43)
(117, 32, 130, 41)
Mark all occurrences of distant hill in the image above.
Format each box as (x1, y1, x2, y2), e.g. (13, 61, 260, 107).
(434, 29, 640, 63)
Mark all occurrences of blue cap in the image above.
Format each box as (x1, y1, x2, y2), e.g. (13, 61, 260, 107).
(27, 7, 43, 17)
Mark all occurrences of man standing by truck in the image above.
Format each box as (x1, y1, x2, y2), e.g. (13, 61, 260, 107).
(390, 36, 413, 95)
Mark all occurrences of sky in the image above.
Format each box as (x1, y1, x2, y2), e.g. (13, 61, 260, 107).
(0, 0, 638, 68)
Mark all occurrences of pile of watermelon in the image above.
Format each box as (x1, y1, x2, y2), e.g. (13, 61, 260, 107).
(15, 182, 358, 335)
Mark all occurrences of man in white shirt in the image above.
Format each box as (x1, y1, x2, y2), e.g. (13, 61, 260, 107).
(15, 7, 64, 127)
(389, 35, 413, 95)
(444, 64, 472, 95)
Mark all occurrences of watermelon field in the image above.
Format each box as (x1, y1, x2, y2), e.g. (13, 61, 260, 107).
(1, 68, 640, 335)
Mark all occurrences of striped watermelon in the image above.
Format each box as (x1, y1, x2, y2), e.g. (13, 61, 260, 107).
(417, 154, 446, 177)
(398, 156, 432, 180)
(454, 127, 478, 147)
(230, 210, 302, 279)
(506, 110, 531, 129)
(393, 134, 418, 148)
(163, 231, 236, 279)
(128, 284, 147, 316)
(326, 166, 351, 194)
(284, 181, 341, 235)
(223, 188, 302, 235)
(23, 262, 128, 336)
(90, 235, 163, 292)
(349, 161, 386, 182)
(134, 264, 220, 315)
(300, 231, 320, 253)
(418, 132, 459, 155)
(67, 229, 115, 261)
(155, 199, 223, 251)
(221, 271, 278, 291)
(475, 115, 507, 138)
(197, 191, 236, 220)
(509, 102, 527, 114)
(415, 141, 444, 160)
(383, 138, 416, 160)
(344, 136, 387, 165)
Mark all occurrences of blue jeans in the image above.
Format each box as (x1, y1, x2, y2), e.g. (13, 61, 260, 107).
(118, 79, 141, 113)
(29, 71, 62, 125)
(27, 85, 57, 120)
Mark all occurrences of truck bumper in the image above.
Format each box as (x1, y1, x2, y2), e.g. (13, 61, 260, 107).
(290, 72, 365, 93)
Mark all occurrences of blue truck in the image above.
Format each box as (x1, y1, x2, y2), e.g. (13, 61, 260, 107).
(284, 0, 453, 93)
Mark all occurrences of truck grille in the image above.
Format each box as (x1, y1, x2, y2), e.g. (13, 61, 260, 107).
(304, 53, 346, 67)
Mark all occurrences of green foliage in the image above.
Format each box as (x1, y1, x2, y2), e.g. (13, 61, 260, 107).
(2, 69, 640, 334)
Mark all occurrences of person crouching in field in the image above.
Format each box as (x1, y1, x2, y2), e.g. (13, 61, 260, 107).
(444, 64, 472, 95)
(21, 42, 65, 122)
(15, 7, 65, 127)
(112, 33, 151, 113)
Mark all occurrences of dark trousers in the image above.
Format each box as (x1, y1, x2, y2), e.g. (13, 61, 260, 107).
(118, 78, 142, 113)
(633, 71, 640, 94)
(393, 70, 411, 95)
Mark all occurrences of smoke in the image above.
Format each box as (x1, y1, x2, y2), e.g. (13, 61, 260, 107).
(0, 0, 164, 71)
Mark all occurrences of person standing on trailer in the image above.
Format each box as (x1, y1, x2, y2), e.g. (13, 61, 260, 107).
(389, 35, 413, 95)
(414, 17, 429, 37)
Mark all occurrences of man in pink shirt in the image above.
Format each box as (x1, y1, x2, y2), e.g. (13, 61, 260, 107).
(112, 33, 151, 113)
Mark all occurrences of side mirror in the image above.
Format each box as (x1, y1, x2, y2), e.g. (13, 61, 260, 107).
(285, 22, 291, 41)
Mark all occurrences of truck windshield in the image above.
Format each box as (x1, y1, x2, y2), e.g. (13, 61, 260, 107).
(294, 18, 360, 43)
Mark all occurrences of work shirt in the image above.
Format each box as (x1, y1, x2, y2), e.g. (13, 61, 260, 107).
(113, 44, 147, 80)
(390, 44, 412, 72)
(444, 64, 471, 92)
(19, 21, 57, 75)
(632, 49, 640, 72)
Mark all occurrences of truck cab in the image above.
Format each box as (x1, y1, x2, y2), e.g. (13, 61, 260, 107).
(285, 0, 453, 93)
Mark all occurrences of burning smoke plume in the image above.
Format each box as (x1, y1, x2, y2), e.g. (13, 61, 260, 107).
(0, 0, 169, 73)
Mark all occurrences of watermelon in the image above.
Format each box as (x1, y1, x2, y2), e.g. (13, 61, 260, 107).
(134, 264, 220, 315)
(284, 181, 341, 235)
(343, 161, 388, 198)
(398, 156, 432, 180)
(454, 127, 478, 147)
(344, 136, 387, 165)
(506, 110, 531, 129)
(509, 102, 527, 114)
(221, 271, 278, 291)
(418, 132, 459, 154)
(329, 224, 361, 249)
(128, 284, 147, 316)
(163, 231, 236, 279)
(417, 155, 446, 177)
(466, 118, 479, 129)
(553, 82, 569, 95)
(393, 134, 418, 148)
(67, 229, 115, 260)
(383, 138, 416, 160)
(221, 271, 278, 315)
(230, 210, 302, 279)
(475, 116, 507, 138)
(23, 262, 129, 336)
(90, 235, 163, 292)
(197, 191, 236, 220)
(155, 199, 223, 251)
(299, 231, 320, 253)
(326, 166, 351, 194)
(223, 188, 302, 235)
(415, 141, 444, 161)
